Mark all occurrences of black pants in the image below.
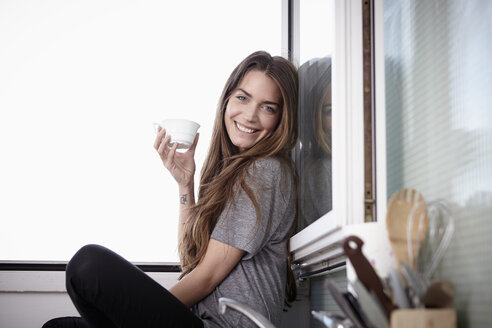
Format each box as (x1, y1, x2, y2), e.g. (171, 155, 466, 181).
(42, 244, 204, 328)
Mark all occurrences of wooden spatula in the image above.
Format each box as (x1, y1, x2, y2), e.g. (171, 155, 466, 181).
(386, 188, 428, 271)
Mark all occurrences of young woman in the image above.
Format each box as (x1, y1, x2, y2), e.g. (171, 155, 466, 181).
(42, 51, 299, 328)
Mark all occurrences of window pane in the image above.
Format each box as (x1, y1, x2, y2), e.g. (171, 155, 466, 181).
(0, 0, 280, 262)
(384, 0, 492, 326)
(296, 0, 334, 231)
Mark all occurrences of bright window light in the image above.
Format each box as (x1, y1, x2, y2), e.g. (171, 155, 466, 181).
(300, 0, 333, 64)
(0, 0, 281, 263)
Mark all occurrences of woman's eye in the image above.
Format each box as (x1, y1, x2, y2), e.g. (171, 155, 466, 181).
(322, 104, 332, 115)
(262, 105, 276, 113)
(236, 95, 247, 101)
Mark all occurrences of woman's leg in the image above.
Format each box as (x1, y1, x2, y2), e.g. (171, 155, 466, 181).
(42, 317, 90, 328)
(43, 244, 203, 328)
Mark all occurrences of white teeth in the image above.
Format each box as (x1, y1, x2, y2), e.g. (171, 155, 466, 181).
(236, 122, 255, 133)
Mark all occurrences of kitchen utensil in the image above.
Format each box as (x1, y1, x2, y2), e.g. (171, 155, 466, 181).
(311, 311, 353, 328)
(343, 235, 396, 318)
(412, 199, 455, 283)
(422, 280, 455, 308)
(352, 280, 389, 328)
(386, 189, 428, 270)
(325, 279, 366, 328)
(343, 291, 371, 328)
(218, 297, 275, 328)
(388, 268, 410, 309)
(402, 199, 456, 310)
(399, 263, 426, 308)
(406, 201, 428, 269)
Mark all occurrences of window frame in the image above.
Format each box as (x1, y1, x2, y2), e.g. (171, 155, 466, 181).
(373, 0, 387, 225)
(289, 0, 388, 277)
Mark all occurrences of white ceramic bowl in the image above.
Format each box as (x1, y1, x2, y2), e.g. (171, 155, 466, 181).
(155, 119, 200, 149)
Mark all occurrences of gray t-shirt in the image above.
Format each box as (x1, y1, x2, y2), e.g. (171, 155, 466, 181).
(193, 157, 295, 328)
(300, 156, 332, 228)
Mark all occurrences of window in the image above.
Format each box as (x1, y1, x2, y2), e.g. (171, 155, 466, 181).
(289, 0, 365, 273)
(0, 0, 281, 263)
(296, 0, 334, 232)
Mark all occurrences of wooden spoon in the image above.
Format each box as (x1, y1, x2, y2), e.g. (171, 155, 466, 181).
(386, 188, 428, 271)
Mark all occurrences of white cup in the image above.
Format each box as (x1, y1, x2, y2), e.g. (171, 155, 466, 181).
(154, 119, 200, 149)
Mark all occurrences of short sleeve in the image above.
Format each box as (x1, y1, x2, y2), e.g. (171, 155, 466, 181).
(211, 158, 288, 259)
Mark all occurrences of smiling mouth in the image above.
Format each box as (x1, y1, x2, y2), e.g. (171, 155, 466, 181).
(235, 121, 257, 134)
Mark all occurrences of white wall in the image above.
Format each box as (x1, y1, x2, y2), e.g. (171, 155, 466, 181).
(1, 292, 77, 328)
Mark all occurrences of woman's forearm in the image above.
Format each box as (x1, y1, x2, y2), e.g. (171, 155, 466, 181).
(170, 239, 245, 307)
(169, 267, 214, 308)
(178, 183, 195, 242)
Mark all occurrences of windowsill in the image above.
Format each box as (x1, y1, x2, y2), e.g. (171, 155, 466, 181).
(0, 269, 181, 293)
(290, 222, 389, 280)
(0, 261, 181, 272)
(290, 219, 346, 279)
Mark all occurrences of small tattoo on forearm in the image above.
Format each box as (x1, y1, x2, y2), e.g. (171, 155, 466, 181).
(180, 194, 188, 204)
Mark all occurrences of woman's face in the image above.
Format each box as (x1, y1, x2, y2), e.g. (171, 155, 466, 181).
(320, 83, 332, 135)
(224, 70, 282, 152)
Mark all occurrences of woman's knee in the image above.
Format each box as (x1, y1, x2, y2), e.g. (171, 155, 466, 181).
(66, 244, 109, 284)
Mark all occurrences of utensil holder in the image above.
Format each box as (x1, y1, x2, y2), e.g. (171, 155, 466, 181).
(390, 309, 456, 328)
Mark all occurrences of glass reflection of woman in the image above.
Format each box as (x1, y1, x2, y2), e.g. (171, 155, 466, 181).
(297, 56, 332, 230)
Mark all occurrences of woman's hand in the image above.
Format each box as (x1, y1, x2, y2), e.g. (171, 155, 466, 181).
(154, 126, 199, 188)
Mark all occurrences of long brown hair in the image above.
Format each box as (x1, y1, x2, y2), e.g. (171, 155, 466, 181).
(178, 51, 299, 302)
(299, 56, 332, 156)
